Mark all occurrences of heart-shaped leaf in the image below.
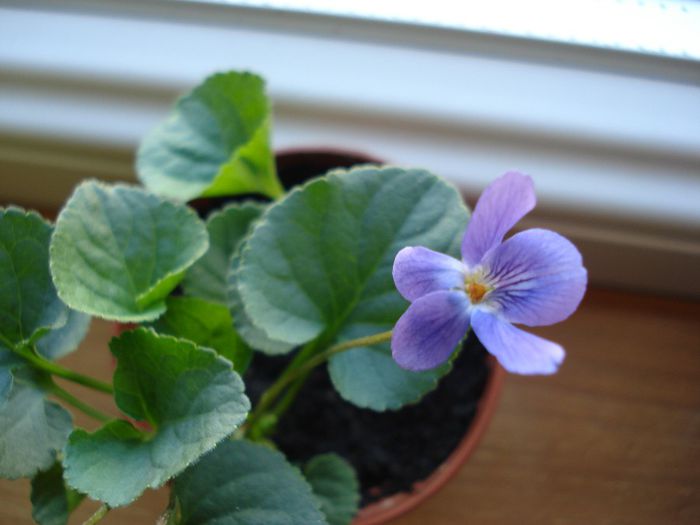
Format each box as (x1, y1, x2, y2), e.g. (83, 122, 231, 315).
(232, 166, 468, 409)
(0, 369, 72, 479)
(151, 296, 252, 374)
(173, 439, 326, 525)
(304, 454, 360, 525)
(63, 328, 250, 506)
(0, 208, 68, 353)
(31, 462, 84, 525)
(50, 181, 208, 322)
(183, 202, 263, 304)
(137, 71, 283, 201)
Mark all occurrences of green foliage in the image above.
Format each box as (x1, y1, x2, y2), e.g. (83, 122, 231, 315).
(0, 208, 68, 352)
(1, 68, 486, 525)
(137, 71, 283, 201)
(0, 369, 72, 479)
(173, 439, 326, 525)
(227, 248, 296, 355)
(152, 296, 252, 374)
(328, 335, 451, 411)
(36, 309, 91, 361)
(232, 166, 468, 409)
(63, 329, 250, 507)
(31, 462, 84, 525)
(50, 181, 208, 322)
(304, 454, 360, 525)
(183, 202, 263, 304)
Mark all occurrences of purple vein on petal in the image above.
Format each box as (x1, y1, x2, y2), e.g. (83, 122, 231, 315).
(482, 228, 587, 327)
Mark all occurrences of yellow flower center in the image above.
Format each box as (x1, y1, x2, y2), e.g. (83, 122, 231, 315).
(465, 274, 492, 304)
(467, 282, 488, 303)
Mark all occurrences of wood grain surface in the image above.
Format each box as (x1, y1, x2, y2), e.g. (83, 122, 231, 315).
(2, 288, 699, 525)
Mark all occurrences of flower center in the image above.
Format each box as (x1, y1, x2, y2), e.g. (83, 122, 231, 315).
(466, 281, 488, 303)
(464, 270, 493, 304)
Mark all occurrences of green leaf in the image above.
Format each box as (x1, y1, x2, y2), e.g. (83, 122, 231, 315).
(227, 248, 296, 355)
(0, 207, 68, 353)
(31, 462, 84, 525)
(183, 202, 263, 304)
(173, 439, 326, 525)
(63, 328, 250, 507)
(234, 166, 468, 409)
(304, 454, 360, 525)
(0, 370, 72, 478)
(151, 296, 252, 374)
(328, 340, 450, 410)
(36, 309, 91, 361)
(137, 71, 283, 201)
(50, 181, 209, 322)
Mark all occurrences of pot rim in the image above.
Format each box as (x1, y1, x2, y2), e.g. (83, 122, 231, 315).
(352, 358, 506, 525)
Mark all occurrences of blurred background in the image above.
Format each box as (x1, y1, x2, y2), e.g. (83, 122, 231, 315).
(1, 0, 699, 297)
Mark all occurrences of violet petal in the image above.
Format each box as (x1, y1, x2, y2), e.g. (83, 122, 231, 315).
(471, 310, 564, 374)
(483, 228, 587, 326)
(392, 290, 470, 371)
(461, 171, 536, 266)
(393, 246, 467, 302)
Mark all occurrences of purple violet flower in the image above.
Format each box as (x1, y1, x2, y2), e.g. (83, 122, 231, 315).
(391, 171, 587, 374)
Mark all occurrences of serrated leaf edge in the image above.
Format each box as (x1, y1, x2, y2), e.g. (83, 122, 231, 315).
(0, 206, 70, 345)
(49, 180, 209, 322)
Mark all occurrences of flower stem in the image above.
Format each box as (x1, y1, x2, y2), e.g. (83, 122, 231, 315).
(286, 330, 394, 383)
(83, 504, 109, 525)
(50, 382, 112, 423)
(245, 330, 393, 438)
(13, 346, 113, 394)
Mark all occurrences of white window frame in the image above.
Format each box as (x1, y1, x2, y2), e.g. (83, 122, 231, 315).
(1, 0, 699, 296)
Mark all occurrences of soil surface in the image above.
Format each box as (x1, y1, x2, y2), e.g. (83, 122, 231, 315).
(245, 334, 490, 506)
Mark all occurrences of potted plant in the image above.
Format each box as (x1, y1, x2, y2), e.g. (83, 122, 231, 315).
(0, 71, 586, 525)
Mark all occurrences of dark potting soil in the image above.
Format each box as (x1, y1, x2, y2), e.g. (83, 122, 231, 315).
(244, 333, 490, 507)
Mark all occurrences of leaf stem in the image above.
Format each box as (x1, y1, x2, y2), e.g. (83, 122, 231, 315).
(83, 504, 109, 525)
(13, 346, 113, 394)
(50, 382, 112, 423)
(245, 330, 392, 438)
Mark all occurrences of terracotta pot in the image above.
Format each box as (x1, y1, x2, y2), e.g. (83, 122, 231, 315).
(272, 148, 506, 525)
